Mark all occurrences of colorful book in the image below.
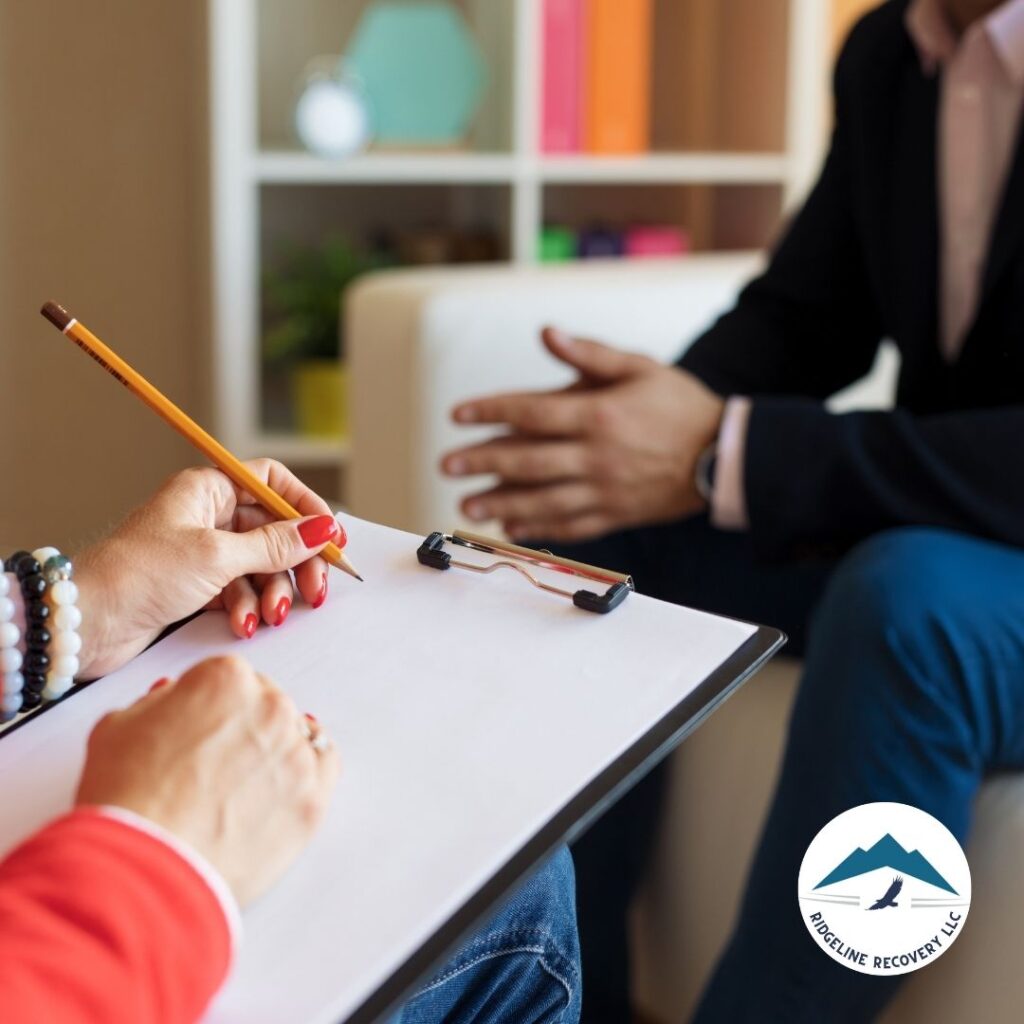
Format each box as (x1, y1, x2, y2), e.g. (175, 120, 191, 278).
(584, 0, 653, 154)
(624, 225, 691, 259)
(541, 0, 586, 153)
(577, 226, 625, 259)
(539, 226, 578, 262)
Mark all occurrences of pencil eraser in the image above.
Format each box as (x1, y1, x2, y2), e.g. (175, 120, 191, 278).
(41, 302, 72, 332)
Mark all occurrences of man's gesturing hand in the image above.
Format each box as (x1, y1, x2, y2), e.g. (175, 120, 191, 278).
(441, 328, 725, 543)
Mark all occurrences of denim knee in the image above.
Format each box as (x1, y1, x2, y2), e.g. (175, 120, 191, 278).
(809, 528, 977, 682)
(399, 847, 581, 1024)
(799, 528, 1002, 760)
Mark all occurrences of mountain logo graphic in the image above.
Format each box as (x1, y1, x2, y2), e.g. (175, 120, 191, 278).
(814, 833, 957, 895)
(798, 803, 971, 978)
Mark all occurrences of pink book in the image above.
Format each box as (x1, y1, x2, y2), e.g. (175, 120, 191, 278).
(542, 0, 585, 153)
(625, 226, 692, 259)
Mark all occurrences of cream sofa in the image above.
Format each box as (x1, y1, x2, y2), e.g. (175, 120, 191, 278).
(348, 256, 1024, 1023)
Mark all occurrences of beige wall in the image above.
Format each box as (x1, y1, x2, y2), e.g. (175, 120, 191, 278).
(0, 1, 210, 551)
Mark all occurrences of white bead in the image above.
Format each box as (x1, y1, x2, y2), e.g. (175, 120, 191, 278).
(43, 676, 72, 701)
(50, 580, 79, 606)
(31, 546, 60, 565)
(53, 604, 82, 631)
(1, 692, 21, 714)
(2, 671, 24, 695)
(0, 597, 13, 622)
(0, 622, 19, 648)
(51, 630, 81, 656)
(0, 647, 22, 673)
(51, 654, 79, 679)
(0, 574, 9, 597)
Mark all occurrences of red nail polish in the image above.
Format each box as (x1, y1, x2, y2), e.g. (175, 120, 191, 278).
(274, 597, 291, 627)
(304, 713, 318, 724)
(299, 515, 339, 549)
(335, 521, 348, 549)
(149, 677, 171, 693)
(313, 574, 328, 609)
(243, 613, 257, 639)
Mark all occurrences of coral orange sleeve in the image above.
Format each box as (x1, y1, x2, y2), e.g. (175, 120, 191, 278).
(0, 807, 232, 1024)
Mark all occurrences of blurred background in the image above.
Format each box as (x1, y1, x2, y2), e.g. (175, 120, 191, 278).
(0, 0, 872, 549)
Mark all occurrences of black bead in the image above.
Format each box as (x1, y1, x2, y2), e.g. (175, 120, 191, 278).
(19, 689, 43, 711)
(24, 651, 49, 674)
(21, 573, 46, 599)
(23, 673, 45, 692)
(6, 550, 31, 573)
(26, 627, 50, 649)
(27, 601, 49, 624)
(14, 557, 41, 581)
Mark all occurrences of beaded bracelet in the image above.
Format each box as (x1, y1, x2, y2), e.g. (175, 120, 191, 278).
(8, 550, 51, 711)
(0, 560, 23, 723)
(36, 548, 80, 701)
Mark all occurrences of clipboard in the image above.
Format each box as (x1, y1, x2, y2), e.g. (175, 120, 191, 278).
(0, 516, 785, 1023)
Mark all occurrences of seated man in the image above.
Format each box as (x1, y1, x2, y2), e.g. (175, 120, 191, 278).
(440, 0, 1024, 1019)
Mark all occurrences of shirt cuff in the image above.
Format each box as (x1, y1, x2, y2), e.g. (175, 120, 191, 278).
(709, 396, 752, 531)
(95, 805, 243, 959)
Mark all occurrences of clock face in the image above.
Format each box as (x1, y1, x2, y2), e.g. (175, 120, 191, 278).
(295, 78, 370, 159)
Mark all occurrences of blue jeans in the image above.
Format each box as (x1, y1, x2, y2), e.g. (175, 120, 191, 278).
(551, 520, 1024, 1021)
(694, 527, 1024, 1021)
(396, 847, 581, 1023)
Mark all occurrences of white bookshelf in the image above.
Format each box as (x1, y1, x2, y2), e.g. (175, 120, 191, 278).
(210, 0, 832, 484)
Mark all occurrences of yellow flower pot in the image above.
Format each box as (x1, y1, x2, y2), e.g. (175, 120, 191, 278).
(291, 360, 348, 438)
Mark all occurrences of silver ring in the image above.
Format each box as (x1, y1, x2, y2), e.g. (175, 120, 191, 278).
(299, 716, 331, 753)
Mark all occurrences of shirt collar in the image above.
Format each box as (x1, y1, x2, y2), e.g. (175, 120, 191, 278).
(906, 0, 1024, 84)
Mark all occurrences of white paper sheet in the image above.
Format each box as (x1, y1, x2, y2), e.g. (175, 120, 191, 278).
(0, 517, 757, 1023)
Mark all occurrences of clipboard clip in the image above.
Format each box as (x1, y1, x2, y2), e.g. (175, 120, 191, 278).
(417, 530, 634, 614)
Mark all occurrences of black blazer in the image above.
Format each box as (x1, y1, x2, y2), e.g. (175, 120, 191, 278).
(680, 0, 1024, 559)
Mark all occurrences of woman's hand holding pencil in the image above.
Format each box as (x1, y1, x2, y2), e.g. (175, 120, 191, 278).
(40, 301, 362, 582)
(75, 460, 343, 678)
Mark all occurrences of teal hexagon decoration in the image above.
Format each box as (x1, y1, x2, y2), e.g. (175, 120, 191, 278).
(345, 1, 488, 146)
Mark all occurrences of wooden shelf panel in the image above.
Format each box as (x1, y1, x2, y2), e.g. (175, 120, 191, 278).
(242, 432, 351, 467)
(538, 153, 790, 185)
(254, 151, 790, 186)
(254, 151, 520, 184)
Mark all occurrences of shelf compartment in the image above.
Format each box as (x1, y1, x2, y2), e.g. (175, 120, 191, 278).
(257, 0, 516, 154)
(542, 183, 785, 255)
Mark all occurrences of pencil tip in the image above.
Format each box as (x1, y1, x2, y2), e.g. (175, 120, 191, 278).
(355, 574, 364, 583)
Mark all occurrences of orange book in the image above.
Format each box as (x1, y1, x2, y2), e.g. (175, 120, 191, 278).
(585, 0, 653, 154)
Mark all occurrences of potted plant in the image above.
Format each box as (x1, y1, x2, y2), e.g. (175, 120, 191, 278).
(262, 235, 390, 438)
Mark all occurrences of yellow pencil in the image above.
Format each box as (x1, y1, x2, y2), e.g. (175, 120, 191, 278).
(41, 301, 362, 582)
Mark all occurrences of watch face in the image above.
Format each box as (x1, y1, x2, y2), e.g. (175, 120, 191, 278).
(295, 79, 370, 159)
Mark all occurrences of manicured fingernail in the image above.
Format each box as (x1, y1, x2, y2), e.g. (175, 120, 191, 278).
(313, 574, 328, 609)
(548, 328, 573, 348)
(304, 713, 318, 724)
(335, 521, 347, 549)
(299, 515, 338, 549)
(243, 613, 257, 639)
(149, 677, 171, 693)
(455, 406, 478, 423)
(465, 501, 485, 521)
(274, 597, 291, 627)
(446, 457, 467, 476)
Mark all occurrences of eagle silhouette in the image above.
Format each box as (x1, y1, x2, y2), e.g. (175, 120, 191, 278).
(867, 876, 903, 910)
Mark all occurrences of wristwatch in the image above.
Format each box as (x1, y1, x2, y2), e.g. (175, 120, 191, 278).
(694, 442, 719, 504)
